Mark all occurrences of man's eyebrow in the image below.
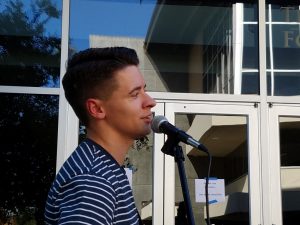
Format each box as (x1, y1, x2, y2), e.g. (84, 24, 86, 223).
(129, 84, 146, 94)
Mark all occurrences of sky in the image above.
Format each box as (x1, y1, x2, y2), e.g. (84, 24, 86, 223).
(0, 0, 156, 50)
(69, 0, 156, 50)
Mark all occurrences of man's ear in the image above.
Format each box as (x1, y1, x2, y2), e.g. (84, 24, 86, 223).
(86, 98, 105, 119)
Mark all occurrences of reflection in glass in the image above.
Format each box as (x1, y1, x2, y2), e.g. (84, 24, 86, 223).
(271, 25, 300, 69)
(273, 72, 300, 96)
(243, 24, 259, 69)
(0, 93, 58, 224)
(267, 5, 300, 22)
(127, 134, 154, 225)
(174, 114, 249, 225)
(279, 116, 300, 225)
(0, 0, 62, 87)
(242, 72, 259, 94)
(70, 1, 258, 95)
(266, 3, 300, 96)
(244, 3, 258, 21)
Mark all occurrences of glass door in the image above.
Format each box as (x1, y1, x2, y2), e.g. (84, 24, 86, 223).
(161, 102, 261, 225)
(116, 102, 165, 225)
(269, 105, 300, 225)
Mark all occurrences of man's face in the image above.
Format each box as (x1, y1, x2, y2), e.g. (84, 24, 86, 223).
(101, 65, 156, 140)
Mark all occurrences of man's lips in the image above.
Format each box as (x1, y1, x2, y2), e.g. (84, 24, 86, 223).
(142, 114, 153, 123)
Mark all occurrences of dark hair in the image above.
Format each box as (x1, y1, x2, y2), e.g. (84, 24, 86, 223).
(62, 47, 139, 126)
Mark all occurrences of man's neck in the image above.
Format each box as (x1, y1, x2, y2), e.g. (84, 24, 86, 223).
(86, 128, 133, 166)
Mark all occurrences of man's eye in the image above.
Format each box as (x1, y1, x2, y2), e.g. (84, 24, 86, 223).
(131, 92, 139, 97)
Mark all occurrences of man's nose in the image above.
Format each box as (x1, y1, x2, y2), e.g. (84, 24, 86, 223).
(144, 93, 156, 108)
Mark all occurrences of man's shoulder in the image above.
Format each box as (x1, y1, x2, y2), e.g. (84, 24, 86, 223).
(48, 151, 116, 203)
(62, 140, 97, 175)
(54, 139, 122, 185)
(50, 139, 128, 196)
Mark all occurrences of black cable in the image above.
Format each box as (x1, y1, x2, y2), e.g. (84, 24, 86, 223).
(205, 151, 212, 225)
(197, 144, 212, 225)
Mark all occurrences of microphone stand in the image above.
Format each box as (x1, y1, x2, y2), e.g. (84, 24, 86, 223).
(162, 135, 196, 225)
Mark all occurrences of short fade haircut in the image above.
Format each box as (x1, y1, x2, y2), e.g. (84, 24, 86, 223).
(62, 47, 139, 126)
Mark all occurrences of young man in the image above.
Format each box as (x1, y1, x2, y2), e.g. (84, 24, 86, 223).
(45, 47, 156, 224)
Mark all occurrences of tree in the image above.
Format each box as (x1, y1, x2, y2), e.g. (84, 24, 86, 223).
(0, 0, 61, 224)
(0, 94, 59, 224)
(0, 0, 61, 87)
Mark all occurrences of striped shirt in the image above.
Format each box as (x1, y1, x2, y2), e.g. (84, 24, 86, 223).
(45, 138, 141, 225)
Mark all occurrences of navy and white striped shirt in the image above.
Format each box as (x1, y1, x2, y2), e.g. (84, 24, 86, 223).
(45, 139, 141, 225)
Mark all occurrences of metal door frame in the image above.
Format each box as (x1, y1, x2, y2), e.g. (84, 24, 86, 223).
(268, 104, 300, 225)
(158, 101, 262, 225)
(151, 102, 165, 225)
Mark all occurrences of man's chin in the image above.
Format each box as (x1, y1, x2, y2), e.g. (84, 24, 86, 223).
(133, 127, 152, 140)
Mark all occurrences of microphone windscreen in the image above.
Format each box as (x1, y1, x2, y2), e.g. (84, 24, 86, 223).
(151, 115, 168, 133)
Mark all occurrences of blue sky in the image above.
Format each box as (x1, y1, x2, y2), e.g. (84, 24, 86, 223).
(70, 0, 156, 50)
(70, 0, 155, 38)
(1, 0, 156, 43)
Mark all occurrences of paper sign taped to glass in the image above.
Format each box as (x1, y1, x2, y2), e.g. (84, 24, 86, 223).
(195, 178, 225, 204)
(124, 168, 133, 187)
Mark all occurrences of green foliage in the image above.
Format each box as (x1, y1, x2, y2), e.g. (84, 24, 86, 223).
(0, 0, 61, 87)
(0, 94, 58, 224)
(0, 0, 61, 224)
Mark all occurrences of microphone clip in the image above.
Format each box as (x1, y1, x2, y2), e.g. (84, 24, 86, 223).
(161, 134, 184, 162)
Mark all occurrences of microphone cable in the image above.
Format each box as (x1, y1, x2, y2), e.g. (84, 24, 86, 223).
(198, 144, 212, 225)
(205, 151, 212, 225)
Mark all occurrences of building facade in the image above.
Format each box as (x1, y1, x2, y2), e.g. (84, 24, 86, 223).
(1, 0, 300, 225)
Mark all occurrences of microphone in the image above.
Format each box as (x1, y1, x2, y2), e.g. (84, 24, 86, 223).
(151, 115, 208, 152)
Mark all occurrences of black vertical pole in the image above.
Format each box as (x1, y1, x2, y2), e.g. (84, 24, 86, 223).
(174, 145, 195, 225)
(161, 136, 196, 225)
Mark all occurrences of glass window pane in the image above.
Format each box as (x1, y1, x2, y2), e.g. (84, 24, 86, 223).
(127, 134, 154, 223)
(244, 3, 258, 22)
(243, 24, 259, 69)
(268, 5, 300, 22)
(268, 70, 300, 96)
(174, 114, 249, 225)
(0, 93, 58, 224)
(267, 72, 272, 95)
(272, 25, 300, 70)
(279, 116, 300, 225)
(274, 72, 300, 96)
(0, 0, 62, 87)
(266, 2, 300, 96)
(242, 72, 259, 94)
(70, 1, 258, 95)
(280, 116, 300, 166)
